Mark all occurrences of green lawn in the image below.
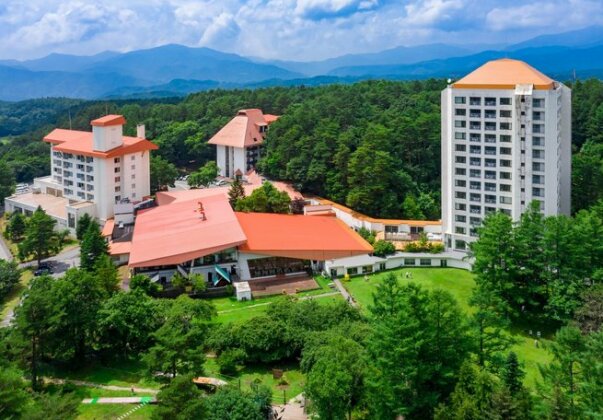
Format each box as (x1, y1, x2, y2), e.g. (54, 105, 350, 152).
(0, 268, 33, 321)
(42, 359, 161, 390)
(342, 267, 551, 388)
(204, 358, 305, 403)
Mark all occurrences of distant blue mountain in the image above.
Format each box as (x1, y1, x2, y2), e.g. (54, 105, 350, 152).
(0, 26, 602, 101)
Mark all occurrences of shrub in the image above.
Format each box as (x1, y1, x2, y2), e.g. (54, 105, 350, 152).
(218, 348, 247, 375)
(373, 240, 396, 257)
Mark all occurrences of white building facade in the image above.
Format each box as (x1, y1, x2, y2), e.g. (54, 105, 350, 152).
(441, 59, 571, 251)
(5, 115, 156, 230)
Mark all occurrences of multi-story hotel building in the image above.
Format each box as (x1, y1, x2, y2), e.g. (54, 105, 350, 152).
(5, 115, 157, 230)
(441, 59, 572, 251)
(208, 109, 278, 178)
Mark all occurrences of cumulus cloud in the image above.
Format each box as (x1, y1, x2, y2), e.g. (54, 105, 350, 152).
(0, 0, 600, 61)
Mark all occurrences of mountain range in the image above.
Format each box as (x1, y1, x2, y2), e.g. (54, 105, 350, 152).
(1, 26, 603, 101)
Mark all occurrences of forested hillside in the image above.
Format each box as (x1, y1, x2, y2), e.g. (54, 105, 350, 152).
(1, 79, 602, 217)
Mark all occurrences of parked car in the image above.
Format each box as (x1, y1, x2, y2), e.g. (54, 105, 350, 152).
(34, 262, 53, 276)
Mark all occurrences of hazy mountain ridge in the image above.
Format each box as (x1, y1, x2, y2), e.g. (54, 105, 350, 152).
(0, 26, 602, 101)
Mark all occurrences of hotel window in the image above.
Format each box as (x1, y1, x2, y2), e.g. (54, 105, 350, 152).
(455, 203, 466, 211)
(500, 159, 511, 167)
(533, 150, 545, 159)
(536, 200, 545, 210)
(485, 97, 497, 106)
(485, 158, 496, 167)
(455, 156, 466, 163)
(469, 97, 481, 105)
(485, 170, 496, 179)
(114, 157, 121, 163)
(484, 146, 496, 155)
(470, 205, 481, 214)
(470, 157, 481, 166)
(131, 165, 135, 170)
(500, 98, 511, 105)
(500, 110, 512, 118)
(485, 110, 496, 119)
(469, 169, 481, 178)
(470, 145, 481, 154)
(115, 176, 120, 182)
(533, 162, 545, 172)
(485, 206, 496, 214)
(470, 217, 482, 226)
(455, 215, 466, 222)
(470, 193, 481, 202)
(420, 259, 432, 266)
(455, 240, 466, 250)
(500, 122, 512, 130)
(455, 168, 466, 175)
(470, 121, 481, 130)
(455, 132, 466, 140)
(455, 108, 466, 116)
(455, 179, 466, 187)
(533, 124, 544, 134)
(131, 155, 135, 161)
(499, 135, 511, 143)
(533, 175, 544, 185)
(131, 174, 136, 179)
(485, 182, 496, 192)
(115, 186, 121, 192)
(455, 144, 466, 152)
(500, 196, 512, 205)
(532, 188, 544, 197)
(485, 122, 496, 131)
(455, 226, 466, 234)
(470, 181, 481, 190)
(470, 134, 481, 142)
(533, 111, 544, 121)
(533, 137, 545, 147)
(533, 98, 545, 107)
(455, 120, 466, 128)
(455, 191, 466, 199)
(485, 195, 497, 204)
(114, 167, 120, 173)
(500, 172, 512, 180)
(115, 195, 121, 202)
(500, 147, 511, 155)
(470, 109, 481, 118)
(501, 209, 511, 216)
(454, 96, 466, 104)
(500, 184, 512, 192)
(131, 184, 136, 189)
(404, 259, 416, 266)
(484, 134, 496, 143)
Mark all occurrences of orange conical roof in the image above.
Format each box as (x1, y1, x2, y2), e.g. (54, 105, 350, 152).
(452, 58, 555, 90)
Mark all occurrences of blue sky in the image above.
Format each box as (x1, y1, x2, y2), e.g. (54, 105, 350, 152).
(0, 0, 602, 61)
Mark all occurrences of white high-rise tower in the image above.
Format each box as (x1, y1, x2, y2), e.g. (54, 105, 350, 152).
(441, 59, 572, 251)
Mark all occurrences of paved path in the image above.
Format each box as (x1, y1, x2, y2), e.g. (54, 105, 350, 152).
(82, 396, 156, 404)
(333, 278, 358, 308)
(44, 377, 159, 394)
(272, 393, 308, 420)
(0, 235, 12, 261)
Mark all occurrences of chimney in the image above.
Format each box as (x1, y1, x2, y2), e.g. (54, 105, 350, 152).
(91, 115, 125, 152)
(136, 124, 146, 139)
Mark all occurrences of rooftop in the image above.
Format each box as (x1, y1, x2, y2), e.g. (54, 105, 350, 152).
(452, 58, 555, 90)
(236, 212, 373, 260)
(44, 128, 158, 158)
(207, 109, 279, 149)
(128, 193, 247, 268)
(5, 192, 68, 220)
(91, 114, 127, 127)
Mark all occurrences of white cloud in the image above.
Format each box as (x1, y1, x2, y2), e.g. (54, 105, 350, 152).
(0, 0, 600, 61)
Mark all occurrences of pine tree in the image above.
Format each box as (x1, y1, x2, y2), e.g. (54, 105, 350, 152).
(503, 352, 525, 396)
(80, 220, 108, 271)
(6, 211, 26, 241)
(18, 206, 59, 264)
(75, 213, 92, 241)
(228, 179, 245, 209)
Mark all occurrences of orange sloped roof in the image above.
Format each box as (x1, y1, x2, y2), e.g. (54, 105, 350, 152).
(102, 219, 115, 237)
(207, 109, 278, 148)
(452, 58, 555, 90)
(91, 114, 126, 127)
(128, 194, 247, 268)
(264, 114, 279, 123)
(109, 241, 131, 256)
(44, 128, 158, 158)
(235, 212, 373, 261)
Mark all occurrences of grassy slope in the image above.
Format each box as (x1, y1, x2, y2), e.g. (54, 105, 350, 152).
(343, 267, 551, 388)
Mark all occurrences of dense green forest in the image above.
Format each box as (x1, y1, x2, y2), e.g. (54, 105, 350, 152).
(1, 79, 603, 217)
